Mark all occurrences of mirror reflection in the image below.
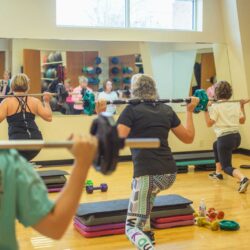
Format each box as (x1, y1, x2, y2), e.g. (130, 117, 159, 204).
(0, 39, 231, 115)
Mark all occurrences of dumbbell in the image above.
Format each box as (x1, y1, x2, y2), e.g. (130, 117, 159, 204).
(86, 183, 108, 194)
(196, 217, 219, 231)
(207, 208, 225, 221)
(85, 179, 94, 187)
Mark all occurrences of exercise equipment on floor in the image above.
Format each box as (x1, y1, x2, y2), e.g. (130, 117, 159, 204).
(74, 194, 194, 238)
(240, 165, 250, 169)
(219, 220, 240, 231)
(86, 183, 108, 194)
(0, 113, 160, 175)
(194, 204, 239, 231)
(196, 217, 220, 231)
(38, 170, 68, 193)
(206, 208, 224, 221)
(173, 151, 216, 173)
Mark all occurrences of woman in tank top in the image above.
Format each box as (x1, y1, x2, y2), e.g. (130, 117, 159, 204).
(0, 73, 53, 161)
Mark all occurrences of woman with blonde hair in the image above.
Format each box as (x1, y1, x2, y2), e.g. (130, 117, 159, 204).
(0, 73, 53, 161)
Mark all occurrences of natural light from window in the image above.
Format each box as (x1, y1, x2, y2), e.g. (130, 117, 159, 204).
(56, 0, 199, 30)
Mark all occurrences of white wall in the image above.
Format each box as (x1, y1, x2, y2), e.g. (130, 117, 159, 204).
(0, 112, 216, 162)
(140, 42, 197, 100)
(0, 39, 12, 72)
(213, 43, 232, 83)
(0, 0, 225, 43)
(220, 0, 250, 149)
(172, 50, 196, 98)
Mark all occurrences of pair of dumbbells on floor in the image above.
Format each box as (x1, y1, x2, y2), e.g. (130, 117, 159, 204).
(194, 207, 225, 231)
(85, 179, 108, 194)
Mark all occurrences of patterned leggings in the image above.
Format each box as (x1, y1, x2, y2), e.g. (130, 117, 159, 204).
(125, 173, 176, 250)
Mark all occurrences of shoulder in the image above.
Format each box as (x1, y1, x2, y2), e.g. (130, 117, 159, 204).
(159, 103, 175, 112)
(120, 104, 134, 116)
(0, 97, 13, 106)
(29, 97, 39, 104)
(98, 91, 105, 97)
(111, 91, 118, 97)
(97, 92, 105, 99)
(73, 86, 80, 92)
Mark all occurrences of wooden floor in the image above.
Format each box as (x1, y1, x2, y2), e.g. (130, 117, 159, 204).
(17, 154, 250, 250)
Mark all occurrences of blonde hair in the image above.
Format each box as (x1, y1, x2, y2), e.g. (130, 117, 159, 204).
(78, 75, 88, 84)
(11, 73, 30, 92)
(131, 74, 158, 99)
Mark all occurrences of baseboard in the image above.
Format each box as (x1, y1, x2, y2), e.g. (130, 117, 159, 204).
(118, 155, 132, 162)
(33, 149, 250, 167)
(32, 159, 74, 166)
(33, 155, 132, 166)
(233, 148, 250, 156)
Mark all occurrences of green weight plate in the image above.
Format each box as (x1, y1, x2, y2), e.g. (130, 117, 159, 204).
(86, 180, 94, 186)
(219, 220, 240, 231)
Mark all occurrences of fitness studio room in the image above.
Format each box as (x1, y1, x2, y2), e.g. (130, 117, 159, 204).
(1, 0, 250, 249)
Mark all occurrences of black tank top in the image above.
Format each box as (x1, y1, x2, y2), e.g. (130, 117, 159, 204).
(6, 96, 42, 140)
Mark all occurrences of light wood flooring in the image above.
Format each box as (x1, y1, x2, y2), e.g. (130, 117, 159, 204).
(16, 154, 250, 250)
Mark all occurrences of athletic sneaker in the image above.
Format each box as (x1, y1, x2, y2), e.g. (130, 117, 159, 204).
(238, 177, 249, 193)
(209, 172, 224, 180)
(144, 231, 155, 245)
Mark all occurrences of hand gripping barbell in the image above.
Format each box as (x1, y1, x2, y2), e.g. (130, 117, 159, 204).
(0, 113, 160, 175)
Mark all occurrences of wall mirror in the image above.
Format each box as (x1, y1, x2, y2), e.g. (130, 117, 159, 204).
(0, 39, 231, 115)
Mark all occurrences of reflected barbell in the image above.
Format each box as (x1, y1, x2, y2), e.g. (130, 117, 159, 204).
(0, 113, 160, 175)
(0, 93, 58, 98)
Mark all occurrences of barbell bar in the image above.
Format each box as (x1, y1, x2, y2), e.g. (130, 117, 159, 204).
(208, 99, 250, 104)
(0, 93, 58, 98)
(0, 138, 160, 150)
(0, 113, 160, 175)
(76, 98, 192, 105)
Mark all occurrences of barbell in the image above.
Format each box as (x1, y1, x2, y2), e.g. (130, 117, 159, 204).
(0, 113, 160, 175)
(0, 93, 58, 98)
(81, 89, 249, 115)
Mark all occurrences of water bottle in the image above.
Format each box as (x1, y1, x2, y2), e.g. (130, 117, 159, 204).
(199, 198, 206, 217)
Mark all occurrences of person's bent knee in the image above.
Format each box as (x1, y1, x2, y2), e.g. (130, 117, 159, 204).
(223, 166, 235, 176)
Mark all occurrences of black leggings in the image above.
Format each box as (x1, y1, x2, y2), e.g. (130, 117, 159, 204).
(213, 133, 241, 176)
(10, 133, 42, 162)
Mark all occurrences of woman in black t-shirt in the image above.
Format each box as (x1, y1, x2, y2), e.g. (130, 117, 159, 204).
(97, 74, 198, 249)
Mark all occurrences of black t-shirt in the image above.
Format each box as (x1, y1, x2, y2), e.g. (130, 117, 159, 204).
(117, 103, 181, 177)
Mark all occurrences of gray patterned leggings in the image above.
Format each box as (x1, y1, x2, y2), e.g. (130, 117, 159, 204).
(125, 173, 176, 250)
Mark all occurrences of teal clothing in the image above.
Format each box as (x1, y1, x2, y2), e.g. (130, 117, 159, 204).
(0, 150, 55, 250)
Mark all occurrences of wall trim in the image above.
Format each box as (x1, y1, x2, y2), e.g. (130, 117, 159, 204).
(33, 149, 250, 167)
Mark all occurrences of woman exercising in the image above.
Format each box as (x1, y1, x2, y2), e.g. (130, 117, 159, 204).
(0, 73, 53, 161)
(0, 134, 97, 250)
(97, 74, 199, 249)
(204, 81, 249, 192)
(98, 79, 119, 115)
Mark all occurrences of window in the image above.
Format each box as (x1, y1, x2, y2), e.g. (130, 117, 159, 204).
(56, 0, 126, 28)
(130, 0, 198, 30)
(56, 0, 199, 31)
